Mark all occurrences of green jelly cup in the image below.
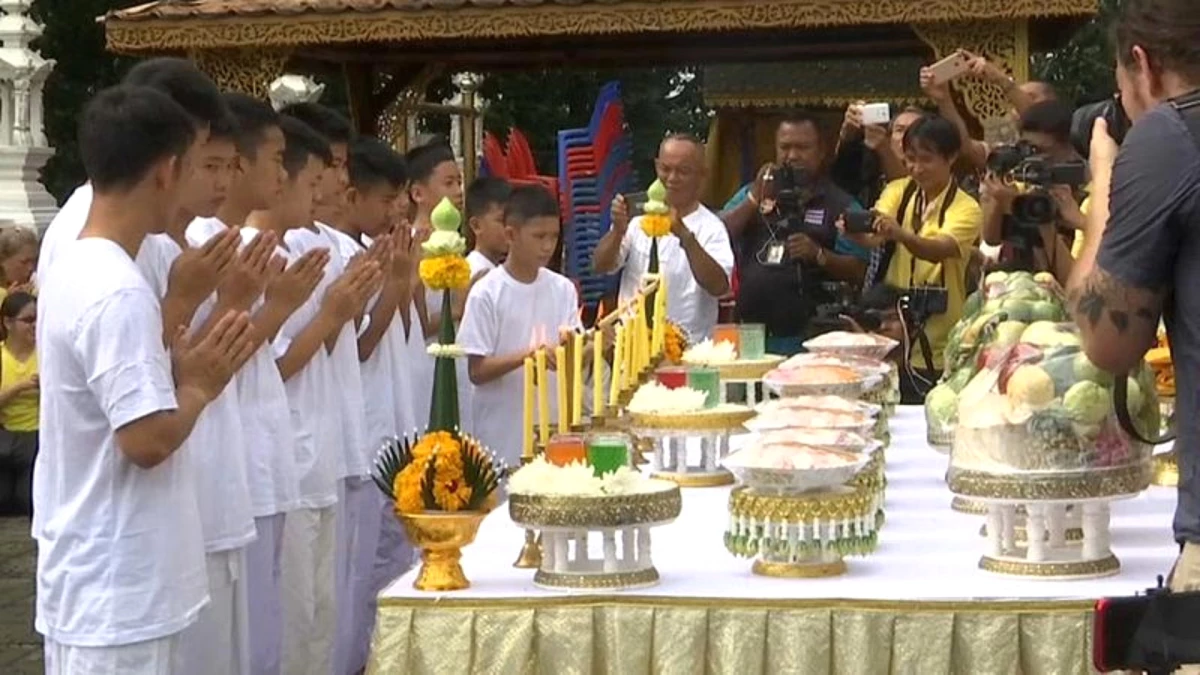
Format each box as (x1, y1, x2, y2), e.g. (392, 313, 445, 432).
(738, 323, 767, 360)
(587, 434, 629, 476)
(686, 366, 721, 408)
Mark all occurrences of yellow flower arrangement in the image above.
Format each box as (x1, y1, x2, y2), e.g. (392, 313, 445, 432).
(375, 430, 504, 516)
(640, 214, 672, 238)
(664, 320, 687, 364)
(419, 256, 471, 291)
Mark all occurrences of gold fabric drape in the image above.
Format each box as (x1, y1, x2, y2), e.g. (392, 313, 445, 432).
(367, 597, 1095, 674)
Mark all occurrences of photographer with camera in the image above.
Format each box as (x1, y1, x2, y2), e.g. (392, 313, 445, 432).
(980, 100, 1089, 284)
(1064, 3, 1200, 668)
(719, 115, 869, 355)
(845, 115, 982, 398)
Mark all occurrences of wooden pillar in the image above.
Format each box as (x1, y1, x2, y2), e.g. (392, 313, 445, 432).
(187, 48, 291, 101)
(911, 19, 1030, 143)
(343, 63, 376, 137)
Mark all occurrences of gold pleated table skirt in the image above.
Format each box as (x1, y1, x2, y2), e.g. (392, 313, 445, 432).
(367, 595, 1095, 674)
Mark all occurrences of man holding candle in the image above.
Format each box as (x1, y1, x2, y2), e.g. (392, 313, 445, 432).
(460, 186, 582, 468)
(593, 135, 734, 342)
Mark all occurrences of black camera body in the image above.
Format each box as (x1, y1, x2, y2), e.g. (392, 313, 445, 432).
(987, 140, 1088, 247)
(771, 164, 816, 222)
(1073, 95, 1130, 159)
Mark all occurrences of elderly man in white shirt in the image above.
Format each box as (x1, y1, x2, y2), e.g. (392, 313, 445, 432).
(593, 134, 734, 342)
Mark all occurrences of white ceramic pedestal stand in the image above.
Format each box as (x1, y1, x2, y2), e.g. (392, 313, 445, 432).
(718, 377, 771, 408)
(650, 431, 736, 488)
(509, 486, 682, 590)
(979, 504, 1082, 543)
(977, 497, 1128, 579)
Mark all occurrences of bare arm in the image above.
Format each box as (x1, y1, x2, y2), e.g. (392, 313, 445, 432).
(678, 229, 731, 297)
(592, 225, 625, 275)
(277, 310, 340, 381)
(467, 351, 529, 386)
(358, 278, 404, 361)
(895, 229, 961, 263)
(114, 386, 210, 469)
(719, 193, 758, 240)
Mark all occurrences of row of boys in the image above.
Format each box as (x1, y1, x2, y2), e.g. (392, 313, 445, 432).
(33, 57, 579, 675)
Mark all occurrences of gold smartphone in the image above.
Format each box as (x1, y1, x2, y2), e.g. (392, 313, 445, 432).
(927, 52, 971, 85)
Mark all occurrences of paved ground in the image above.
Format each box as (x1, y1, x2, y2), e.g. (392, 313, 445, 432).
(0, 516, 41, 672)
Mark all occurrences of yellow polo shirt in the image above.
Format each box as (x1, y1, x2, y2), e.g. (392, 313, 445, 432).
(0, 343, 37, 431)
(1071, 195, 1092, 258)
(874, 178, 983, 370)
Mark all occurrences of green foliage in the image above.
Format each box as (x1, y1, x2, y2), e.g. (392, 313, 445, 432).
(32, 0, 132, 202)
(1032, 0, 1123, 104)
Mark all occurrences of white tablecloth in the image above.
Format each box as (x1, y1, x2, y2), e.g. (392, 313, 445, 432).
(381, 406, 1180, 602)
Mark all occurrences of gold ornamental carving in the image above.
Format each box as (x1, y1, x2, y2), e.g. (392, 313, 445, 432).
(188, 48, 290, 99)
(106, 0, 1094, 54)
(911, 19, 1030, 129)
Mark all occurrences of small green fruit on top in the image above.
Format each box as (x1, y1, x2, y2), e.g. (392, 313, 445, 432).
(431, 197, 462, 232)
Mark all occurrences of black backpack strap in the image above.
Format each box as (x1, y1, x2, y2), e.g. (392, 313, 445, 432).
(1114, 376, 1174, 445)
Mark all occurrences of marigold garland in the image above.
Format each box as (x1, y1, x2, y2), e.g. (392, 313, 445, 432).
(640, 213, 672, 238)
(664, 320, 687, 364)
(419, 256, 471, 291)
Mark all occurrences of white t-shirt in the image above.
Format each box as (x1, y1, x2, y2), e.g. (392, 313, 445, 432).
(318, 224, 383, 474)
(37, 183, 93, 286)
(363, 235, 418, 437)
(277, 229, 340, 506)
(135, 235, 256, 552)
(458, 266, 581, 467)
(466, 250, 498, 277)
(186, 218, 302, 518)
(618, 205, 734, 342)
(34, 237, 208, 647)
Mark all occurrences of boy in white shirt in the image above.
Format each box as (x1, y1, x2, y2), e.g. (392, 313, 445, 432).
(459, 185, 582, 467)
(247, 116, 381, 675)
(187, 93, 327, 675)
(405, 142, 464, 429)
(328, 136, 416, 674)
(37, 58, 230, 284)
(280, 105, 392, 675)
(35, 85, 255, 674)
(464, 177, 511, 283)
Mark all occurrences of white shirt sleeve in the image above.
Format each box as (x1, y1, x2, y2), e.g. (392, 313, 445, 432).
(560, 278, 583, 332)
(696, 217, 736, 280)
(457, 285, 496, 357)
(73, 288, 178, 430)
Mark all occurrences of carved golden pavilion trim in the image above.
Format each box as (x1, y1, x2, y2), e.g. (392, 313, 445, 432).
(105, 0, 1097, 53)
(706, 94, 932, 109)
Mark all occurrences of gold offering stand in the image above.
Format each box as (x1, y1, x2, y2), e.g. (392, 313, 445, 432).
(1151, 396, 1177, 487)
(948, 463, 1151, 579)
(515, 277, 665, 567)
(683, 356, 786, 409)
(509, 484, 682, 589)
(630, 407, 755, 488)
(725, 484, 880, 578)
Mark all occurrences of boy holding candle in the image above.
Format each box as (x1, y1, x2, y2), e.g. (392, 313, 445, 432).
(459, 185, 582, 467)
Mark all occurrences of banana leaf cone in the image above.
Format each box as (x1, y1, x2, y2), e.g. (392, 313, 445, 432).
(646, 237, 659, 326)
(428, 289, 460, 434)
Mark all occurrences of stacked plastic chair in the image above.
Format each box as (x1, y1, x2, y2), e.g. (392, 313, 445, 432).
(478, 129, 557, 200)
(556, 81, 635, 313)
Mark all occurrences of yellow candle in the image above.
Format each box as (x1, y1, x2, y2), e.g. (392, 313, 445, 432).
(609, 325, 624, 406)
(625, 317, 635, 386)
(555, 345, 568, 434)
(522, 357, 534, 459)
(637, 295, 648, 371)
(592, 328, 604, 415)
(536, 348, 550, 445)
(572, 331, 584, 425)
(653, 276, 667, 355)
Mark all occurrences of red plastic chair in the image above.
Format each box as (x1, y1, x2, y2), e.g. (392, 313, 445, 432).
(482, 132, 509, 178)
(506, 129, 538, 179)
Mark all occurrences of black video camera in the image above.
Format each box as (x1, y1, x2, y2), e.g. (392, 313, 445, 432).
(1073, 94, 1130, 159)
(902, 286, 949, 322)
(1095, 578, 1200, 674)
(769, 164, 816, 222)
(987, 140, 1088, 244)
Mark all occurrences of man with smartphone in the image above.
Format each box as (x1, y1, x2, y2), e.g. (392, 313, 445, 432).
(719, 115, 869, 354)
(1066, 5, 1200, 672)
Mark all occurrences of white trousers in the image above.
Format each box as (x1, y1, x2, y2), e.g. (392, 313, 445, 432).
(333, 477, 381, 675)
(177, 547, 250, 675)
(45, 633, 181, 675)
(280, 506, 337, 675)
(244, 513, 286, 675)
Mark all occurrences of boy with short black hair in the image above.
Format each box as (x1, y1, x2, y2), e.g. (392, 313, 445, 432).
(252, 116, 380, 675)
(464, 176, 512, 276)
(187, 92, 326, 675)
(459, 185, 582, 466)
(36, 84, 254, 674)
(38, 58, 229, 282)
(280, 102, 355, 228)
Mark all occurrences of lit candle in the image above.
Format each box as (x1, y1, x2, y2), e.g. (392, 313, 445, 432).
(609, 325, 624, 406)
(536, 347, 550, 445)
(592, 328, 604, 415)
(572, 331, 584, 425)
(522, 357, 535, 459)
(555, 344, 568, 434)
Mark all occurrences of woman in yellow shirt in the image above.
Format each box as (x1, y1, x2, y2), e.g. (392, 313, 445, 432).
(0, 291, 36, 516)
(855, 115, 982, 400)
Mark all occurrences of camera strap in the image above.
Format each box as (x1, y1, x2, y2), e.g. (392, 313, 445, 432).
(904, 181, 955, 290)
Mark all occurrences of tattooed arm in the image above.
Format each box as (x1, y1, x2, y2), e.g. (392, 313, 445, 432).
(1068, 115, 1183, 374)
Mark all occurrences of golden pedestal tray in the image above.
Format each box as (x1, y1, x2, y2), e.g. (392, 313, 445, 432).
(630, 406, 755, 488)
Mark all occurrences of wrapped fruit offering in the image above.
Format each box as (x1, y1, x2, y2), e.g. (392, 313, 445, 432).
(950, 321, 1159, 475)
(927, 270, 1067, 446)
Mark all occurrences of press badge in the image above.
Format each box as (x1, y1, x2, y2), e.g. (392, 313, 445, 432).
(766, 242, 785, 264)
